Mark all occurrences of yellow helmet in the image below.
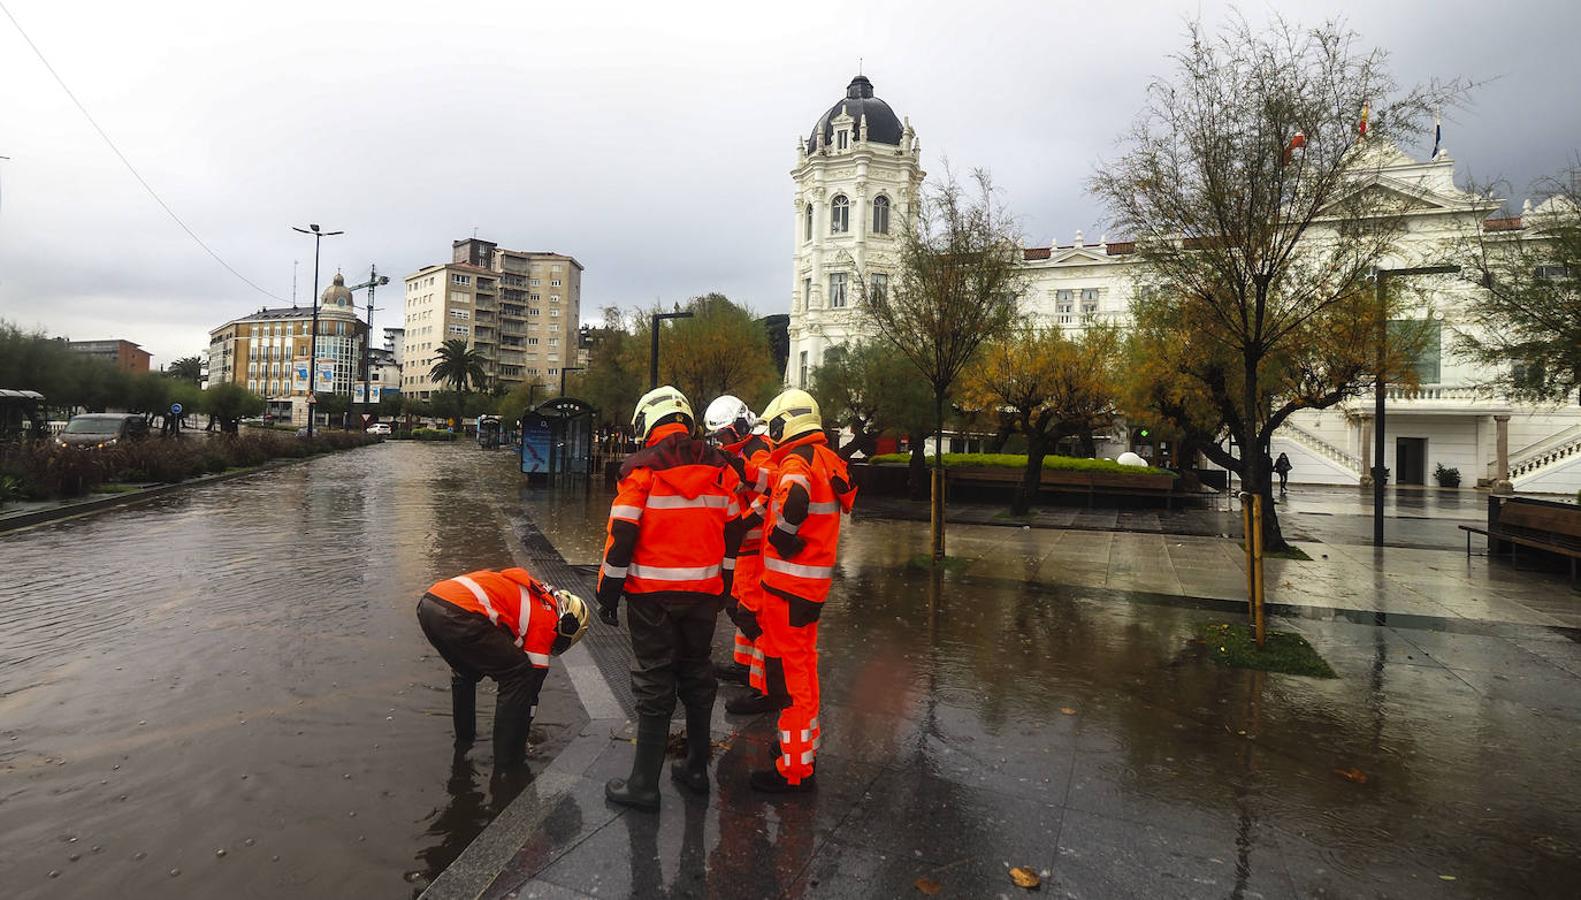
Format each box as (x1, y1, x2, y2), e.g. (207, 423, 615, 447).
(761, 389, 822, 443)
(631, 385, 693, 441)
(549, 589, 590, 655)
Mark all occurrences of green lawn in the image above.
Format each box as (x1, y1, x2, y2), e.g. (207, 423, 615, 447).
(867, 452, 1175, 478)
(1196, 622, 1337, 678)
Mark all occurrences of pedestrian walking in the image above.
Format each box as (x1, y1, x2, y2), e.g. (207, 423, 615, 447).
(597, 386, 745, 811)
(1275, 452, 1293, 493)
(416, 567, 590, 771)
(702, 395, 778, 710)
(737, 389, 856, 793)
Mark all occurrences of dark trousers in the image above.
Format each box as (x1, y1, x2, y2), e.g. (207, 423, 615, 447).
(626, 595, 720, 720)
(417, 594, 546, 767)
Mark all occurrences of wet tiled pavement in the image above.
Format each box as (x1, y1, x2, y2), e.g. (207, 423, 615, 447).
(432, 485, 1581, 900)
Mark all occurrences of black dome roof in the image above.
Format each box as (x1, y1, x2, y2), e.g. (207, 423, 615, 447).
(808, 75, 904, 152)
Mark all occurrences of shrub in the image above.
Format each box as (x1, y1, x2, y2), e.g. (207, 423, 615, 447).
(0, 473, 21, 508)
(1433, 463, 1461, 488)
(867, 451, 1176, 478)
(411, 428, 457, 442)
(116, 438, 208, 484)
(0, 441, 115, 499)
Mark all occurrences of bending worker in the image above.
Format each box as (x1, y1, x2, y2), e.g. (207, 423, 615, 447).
(703, 395, 779, 712)
(598, 386, 744, 811)
(417, 567, 590, 771)
(738, 389, 855, 793)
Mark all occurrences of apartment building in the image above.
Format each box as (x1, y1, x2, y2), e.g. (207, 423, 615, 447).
(401, 238, 583, 398)
(67, 339, 152, 373)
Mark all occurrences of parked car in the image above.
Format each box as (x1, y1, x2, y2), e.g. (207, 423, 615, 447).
(56, 413, 150, 448)
(366, 422, 392, 435)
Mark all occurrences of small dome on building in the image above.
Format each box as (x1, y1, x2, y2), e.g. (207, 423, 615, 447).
(808, 75, 904, 152)
(320, 272, 354, 314)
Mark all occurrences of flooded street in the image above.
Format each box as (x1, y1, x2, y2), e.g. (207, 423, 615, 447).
(5, 442, 1581, 898)
(0, 443, 582, 899)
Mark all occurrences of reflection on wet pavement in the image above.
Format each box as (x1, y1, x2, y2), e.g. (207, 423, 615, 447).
(474, 492, 1581, 899)
(0, 443, 583, 900)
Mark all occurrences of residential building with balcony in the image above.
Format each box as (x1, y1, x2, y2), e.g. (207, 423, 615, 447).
(401, 239, 583, 398)
(67, 339, 152, 373)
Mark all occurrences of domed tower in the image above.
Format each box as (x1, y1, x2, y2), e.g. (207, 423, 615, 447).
(786, 74, 924, 388)
(319, 272, 356, 319)
(314, 272, 365, 397)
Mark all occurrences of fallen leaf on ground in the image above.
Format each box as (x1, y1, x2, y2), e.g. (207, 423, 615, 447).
(1439, 875, 1457, 881)
(1059, 707, 1077, 716)
(914, 876, 942, 894)
(1009, 866, 1042, 889)
(1335, 767, 1368, 784)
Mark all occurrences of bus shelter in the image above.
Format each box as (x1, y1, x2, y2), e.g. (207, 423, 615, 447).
(520, 397, 596, 480)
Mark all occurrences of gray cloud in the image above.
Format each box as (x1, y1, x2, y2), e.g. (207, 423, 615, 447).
(1, 0, 1575, 366)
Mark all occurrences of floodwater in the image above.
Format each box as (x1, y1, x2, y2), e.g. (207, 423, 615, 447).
(0, 443, 582, 899)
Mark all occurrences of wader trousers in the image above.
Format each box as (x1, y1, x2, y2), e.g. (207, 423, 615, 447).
(417, 593, 547, 769)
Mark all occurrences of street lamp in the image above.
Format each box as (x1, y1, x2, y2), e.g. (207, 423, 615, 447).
(292, 223, 343, 437)
(559, 365, 584, 398)
(1371, 264, 1458, 547)
(649, 309, 695, 389)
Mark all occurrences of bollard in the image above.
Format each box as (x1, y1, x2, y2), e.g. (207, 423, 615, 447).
(1241, 491, 1267, 647)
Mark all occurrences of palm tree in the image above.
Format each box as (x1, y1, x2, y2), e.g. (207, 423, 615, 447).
(429, 339, 487, 394)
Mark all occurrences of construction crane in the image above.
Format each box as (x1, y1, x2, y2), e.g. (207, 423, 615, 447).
(347, 264, 390, 420)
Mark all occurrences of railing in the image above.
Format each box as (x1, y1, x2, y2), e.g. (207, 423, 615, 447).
(1384, 385, 1483, 402)
(1279, 421, 1363, 474)
(1510, 428, 1581, 480)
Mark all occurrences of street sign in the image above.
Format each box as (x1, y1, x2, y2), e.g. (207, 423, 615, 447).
(169, 402, 183, 416)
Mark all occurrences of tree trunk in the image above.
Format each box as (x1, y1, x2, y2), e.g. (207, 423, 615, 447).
(987, 416, 1013, 453)
(907, 433, 929, 500)
(1078, 429, 1096, 458)
(1014, 433, 1048, 516)
(931, 392, 946, 560)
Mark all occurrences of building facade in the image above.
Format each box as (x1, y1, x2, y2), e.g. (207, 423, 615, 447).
(786, 75, 1581, 494)
(401, 239, 583, 399)
(67, 339, 151, 373)
(206, 273, 369, 423)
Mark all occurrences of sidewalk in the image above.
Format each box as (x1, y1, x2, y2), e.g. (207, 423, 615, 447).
(423, 499, 1581, 899)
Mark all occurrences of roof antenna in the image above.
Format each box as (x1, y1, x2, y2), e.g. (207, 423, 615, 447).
(472, 226, 478, 239)
(858, 57, 863, 76)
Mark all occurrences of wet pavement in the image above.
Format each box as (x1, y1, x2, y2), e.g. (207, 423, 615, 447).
(0, 442, 583, 899)
(442, 489, 1581, 899)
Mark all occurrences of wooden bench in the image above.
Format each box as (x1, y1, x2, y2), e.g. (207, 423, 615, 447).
(1460, 497, 1581, 585)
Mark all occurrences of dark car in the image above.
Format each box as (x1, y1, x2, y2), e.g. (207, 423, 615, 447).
(56, 413, 150, 448)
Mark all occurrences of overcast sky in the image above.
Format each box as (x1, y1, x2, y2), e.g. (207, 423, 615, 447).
(0, 0, 1575, 366)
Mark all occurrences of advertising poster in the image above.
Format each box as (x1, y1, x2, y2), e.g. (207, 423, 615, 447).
(353, 384, 381, 405)
(292, 359, 311, 392)
(315, 359, 335, 393)
(520, 412, 551, 475)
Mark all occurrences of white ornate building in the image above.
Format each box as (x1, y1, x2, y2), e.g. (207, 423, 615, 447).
(786, 75, 1581, 494)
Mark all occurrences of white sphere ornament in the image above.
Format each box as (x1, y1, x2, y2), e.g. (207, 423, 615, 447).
(1116, 451, 1148, 467)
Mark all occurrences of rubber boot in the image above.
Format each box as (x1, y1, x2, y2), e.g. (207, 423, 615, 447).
(726, 656, 789, 715)
(750, 765, 817, 794)
(451, 674, 477, 747)
(492, 706, 533, 772)
(670, 705, 713, 795)
(606, 716, 668, 811)
(714, 662, 749, 685)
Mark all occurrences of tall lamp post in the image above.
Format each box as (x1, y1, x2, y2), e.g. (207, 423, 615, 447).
(649, 310, 695, 389)
(292, 223, 343, 437)
(352, 265, 390, 425)
(1371, 264, 1458, 547)
(559, 365, 584, 398)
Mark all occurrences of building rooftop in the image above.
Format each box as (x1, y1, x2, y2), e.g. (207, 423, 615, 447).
(809, 75, 904, 152)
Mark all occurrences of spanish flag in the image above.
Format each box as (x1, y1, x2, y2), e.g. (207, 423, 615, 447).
(1282, 131, 1306, 165)
(1358, 101, 1370, 138)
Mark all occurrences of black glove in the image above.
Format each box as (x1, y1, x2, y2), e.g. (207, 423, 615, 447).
(788, 595, 822, 628)
(598, 597, 620, 628)
(723, 596, 742, 626)
(767, 526, 805, 560)
(720, 568, 735, 602)
(736, 605, 763, 641)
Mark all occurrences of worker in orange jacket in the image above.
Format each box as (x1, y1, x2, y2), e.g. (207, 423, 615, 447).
(417, 567, 590, 770)
(597, 386, 745, 811)
(736, 389, 855, 793)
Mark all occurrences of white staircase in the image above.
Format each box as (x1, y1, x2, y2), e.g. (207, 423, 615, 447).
(1271, 421, 1363, 485)
(1510, 425, 1581, 494)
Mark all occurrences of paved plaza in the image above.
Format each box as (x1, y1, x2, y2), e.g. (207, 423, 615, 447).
(3, 444, 1579, 899)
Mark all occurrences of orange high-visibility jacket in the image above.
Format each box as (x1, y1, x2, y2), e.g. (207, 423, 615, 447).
(599, 422, 744, 600)
(427, 567, 563, 668)
(724, 433, 775, 555)
(761, 431, 856, 605)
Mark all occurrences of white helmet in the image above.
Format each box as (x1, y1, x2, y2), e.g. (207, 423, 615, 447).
(631, 385, 693, 441)
(703, 395, 756, 443)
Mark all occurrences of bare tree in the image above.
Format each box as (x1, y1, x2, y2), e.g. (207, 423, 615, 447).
(1092, 14, 1465, 551)
(1456, 167, 1581, 402)
(861, 170, 1024, 559)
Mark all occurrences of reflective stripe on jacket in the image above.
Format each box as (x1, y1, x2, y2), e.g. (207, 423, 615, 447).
(761, 432, 856, 604)
(599, 422, 743, 599)
(426, 567, 562, 667)
(724, 433, 775, 554)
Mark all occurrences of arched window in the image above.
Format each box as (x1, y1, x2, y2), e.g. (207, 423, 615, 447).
(872, 195, 891, 234)
(804, 203, 813, 241)
(830, 195, 849, 234)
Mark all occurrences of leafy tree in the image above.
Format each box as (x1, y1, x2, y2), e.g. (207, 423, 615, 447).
(659, 294, 782, 412)
(316, 392, 350, 427)
(495, 378, 549, 426)
(428, 339, 488, 394)
(167, 355, 204, 384)
(811, 341, 935, 485)
(578, 308, 646, 430)
(962, 325, 1123, 515)
(1456, 169, 1581, 401)
(860, 170, 1025, 559)
(202, 383, 264, 433)
(1090, 15, 1463, 552)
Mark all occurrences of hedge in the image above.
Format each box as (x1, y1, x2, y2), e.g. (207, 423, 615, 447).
(866, 452, 1176, 478)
